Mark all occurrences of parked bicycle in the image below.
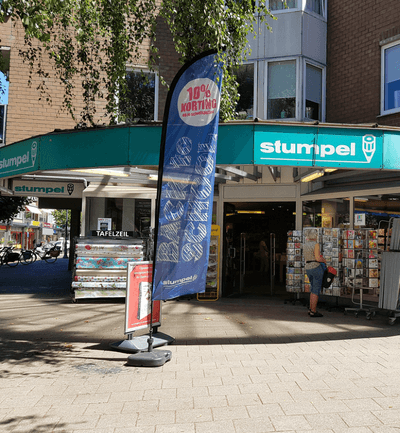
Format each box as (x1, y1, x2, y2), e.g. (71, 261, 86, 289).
(0, 246, 21, 267)
(40, 244, 61, 264)
(19, 247, 40, 265)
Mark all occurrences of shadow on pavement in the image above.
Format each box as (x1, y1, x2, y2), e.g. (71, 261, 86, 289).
(0, 258, 72, 297)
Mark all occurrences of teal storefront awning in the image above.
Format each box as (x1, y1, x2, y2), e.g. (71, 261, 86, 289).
(1, 121, 400, 179)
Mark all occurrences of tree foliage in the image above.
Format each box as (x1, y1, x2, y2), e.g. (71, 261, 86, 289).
(51, 209, 71, 228)
(160, 0, 273, 120)
(0, 196, 31, 222)
(0, 0, 274, 124)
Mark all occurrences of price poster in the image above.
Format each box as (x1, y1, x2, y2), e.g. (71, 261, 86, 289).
(125, 261, 161, 333)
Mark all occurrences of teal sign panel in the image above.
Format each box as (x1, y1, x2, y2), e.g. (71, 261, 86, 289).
(254, 125, 384, 169)
(0, 138, 39, 177)
(40, 128, 131, 170)
(383, 131, 400, 170)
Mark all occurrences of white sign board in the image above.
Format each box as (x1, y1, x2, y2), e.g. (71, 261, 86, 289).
(354, 213, 366, 226)
(12, 180, 85, 198)
(97, 218, 112, 231)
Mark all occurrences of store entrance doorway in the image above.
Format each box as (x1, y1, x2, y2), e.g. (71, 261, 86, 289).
(223, 201, 295, 297)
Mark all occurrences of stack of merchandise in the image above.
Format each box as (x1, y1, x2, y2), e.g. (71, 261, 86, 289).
(286, 230, 303, 293)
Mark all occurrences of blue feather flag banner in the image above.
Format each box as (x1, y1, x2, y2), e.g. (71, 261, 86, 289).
(152, 51, 223, 301)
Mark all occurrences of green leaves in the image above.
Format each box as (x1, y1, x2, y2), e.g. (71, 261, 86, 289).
(1, 0, 273, 124)
(0, 197, 31, 223)
(160, 0, 273, 121)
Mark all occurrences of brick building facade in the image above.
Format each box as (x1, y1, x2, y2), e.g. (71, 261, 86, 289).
(0, 12, 180, 145)
(326, 0, 400, 127)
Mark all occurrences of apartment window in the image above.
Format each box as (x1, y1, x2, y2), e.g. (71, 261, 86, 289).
(305, 0, 325, 16)
(119, 69, 158, 123)
(382, 41, 400, 114)
(269, 0, 297, 10)
(234, 63, 255, 119)
(305, 63, 322, 121)
(267, 60, 296, 119)
(0, 47, 10, 145)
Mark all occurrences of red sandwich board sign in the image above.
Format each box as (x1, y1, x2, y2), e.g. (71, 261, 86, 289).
(125, 261, 161, 334)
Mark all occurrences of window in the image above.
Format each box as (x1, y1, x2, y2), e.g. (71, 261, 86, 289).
(233, 63, 255, 119)
(382, 41, 400, 114)
(0, 47, 10, 145)
(118, 69, 158, 123)
(305, 0, 325, 16)
(267, 60, 296, 119)
(269, 0, 297, 10)
(305, 63, 322, 121)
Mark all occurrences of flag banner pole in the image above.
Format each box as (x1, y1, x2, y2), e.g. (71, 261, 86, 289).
(127, 50, 223, 367)
(152, 50, 223, 302)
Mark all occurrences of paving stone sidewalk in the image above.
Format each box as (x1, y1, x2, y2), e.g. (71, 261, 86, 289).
(2, 290, 400, 433)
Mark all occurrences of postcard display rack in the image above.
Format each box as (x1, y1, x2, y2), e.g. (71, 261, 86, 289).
(71, 237, 145, 300)
(286, 228, 380, 305)
(197, 225, 220, 301)
(341, 229, 380, 298)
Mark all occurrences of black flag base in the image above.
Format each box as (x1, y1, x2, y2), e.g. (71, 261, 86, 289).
(126, 349, 172, 367)
(110, 332, 175, 353)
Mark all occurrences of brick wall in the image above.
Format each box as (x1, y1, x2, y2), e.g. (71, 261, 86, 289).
(153, 16, 182, 122)
(326, 0, 400, 127)
(0, 11, 181, 145)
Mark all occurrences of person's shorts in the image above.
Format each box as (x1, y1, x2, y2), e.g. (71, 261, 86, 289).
(306, 264, 325, 295)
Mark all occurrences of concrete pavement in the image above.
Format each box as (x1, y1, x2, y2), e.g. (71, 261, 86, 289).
(1, 260, 400, 432)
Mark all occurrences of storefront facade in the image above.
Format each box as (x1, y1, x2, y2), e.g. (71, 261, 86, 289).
(1, 120, 400, 297)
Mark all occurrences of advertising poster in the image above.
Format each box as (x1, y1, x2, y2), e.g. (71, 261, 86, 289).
(152, 50, 223, 301)
(125, 262, 161, 333)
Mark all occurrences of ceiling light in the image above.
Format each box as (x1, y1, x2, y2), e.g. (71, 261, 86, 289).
(324, 168, 337, 173)
(300, 170, 324, 182)
(70, 168, 130, 177)
(236, 211, 265, 214)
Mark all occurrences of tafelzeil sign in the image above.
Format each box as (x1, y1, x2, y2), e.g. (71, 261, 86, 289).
(152, 50, 223, 301)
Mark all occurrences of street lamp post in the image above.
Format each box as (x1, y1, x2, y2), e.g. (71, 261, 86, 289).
(63, 209, 68, 259)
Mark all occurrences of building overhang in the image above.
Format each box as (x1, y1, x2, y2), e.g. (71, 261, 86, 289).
(0, 120, 400, 191)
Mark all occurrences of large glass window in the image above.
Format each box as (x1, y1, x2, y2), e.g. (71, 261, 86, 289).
(382, 42, 400, 114)
(119, 69, 157, 123)
(305, 63, 322, 121)
(269, 0, 297, 10)
(267, 60, 296, 119)
(0, 47, 10, 146)
(87, 197, 152, 236)
(305, 0, 325, 16)
(233, 63, 255, 119)
(303, 199, 350, 229)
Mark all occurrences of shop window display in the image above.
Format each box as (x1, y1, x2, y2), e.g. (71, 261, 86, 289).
(302, 198, 350, 229)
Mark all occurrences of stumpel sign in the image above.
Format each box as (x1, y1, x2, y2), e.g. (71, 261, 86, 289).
(0, 141, 38, 175)
(12, 180, 85, 198)
(254, 128, 384, 169)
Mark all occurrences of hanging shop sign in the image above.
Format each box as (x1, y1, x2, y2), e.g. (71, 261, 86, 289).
(12, 180, 85, 198)
(254, 126, 384, 169)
